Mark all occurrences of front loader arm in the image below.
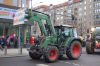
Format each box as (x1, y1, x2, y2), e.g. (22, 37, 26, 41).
(25, 9, 56, 36)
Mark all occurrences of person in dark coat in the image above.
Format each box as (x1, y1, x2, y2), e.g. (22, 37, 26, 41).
(2, 35, 7, 47)
(0, 36, 3, 50)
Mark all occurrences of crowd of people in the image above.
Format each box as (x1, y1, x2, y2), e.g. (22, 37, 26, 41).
(0, 33, 18, 50)
(0, 32, 35, 50)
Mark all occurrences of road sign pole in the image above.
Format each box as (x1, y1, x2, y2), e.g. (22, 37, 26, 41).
(18, 26, 22, 54)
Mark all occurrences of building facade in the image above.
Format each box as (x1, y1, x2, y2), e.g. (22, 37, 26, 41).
(69, 0, 87, 36)
(33, 1, 84, 36)
(93, 0, 100, 27)
(0, 0, 29, 8)
(0, 0, 30, 49)
(0, 0, 30, 35)
(32, 0, 100, 36)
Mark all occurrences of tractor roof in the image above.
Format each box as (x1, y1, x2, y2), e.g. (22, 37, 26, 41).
(54, 25, 73, 28)
(61, 25, 73, 27)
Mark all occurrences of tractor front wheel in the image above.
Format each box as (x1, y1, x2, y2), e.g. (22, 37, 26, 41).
(29, 52, 42, 60)
(66, 41, 82, 60)
(43, 46, 59, 63)
(86, 41, 94, 54)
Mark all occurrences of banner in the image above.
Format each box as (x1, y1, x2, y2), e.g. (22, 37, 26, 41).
(0, 7, 17, 19)
(13, 9, 25, 25)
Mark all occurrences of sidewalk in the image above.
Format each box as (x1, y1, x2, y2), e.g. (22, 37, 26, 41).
(0, 48, 29, 58)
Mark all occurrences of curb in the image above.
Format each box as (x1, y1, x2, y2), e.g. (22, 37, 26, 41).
(0, 54, 28, 58)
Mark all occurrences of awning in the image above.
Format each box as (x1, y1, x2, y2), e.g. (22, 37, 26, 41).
(0, 18, 12, 23)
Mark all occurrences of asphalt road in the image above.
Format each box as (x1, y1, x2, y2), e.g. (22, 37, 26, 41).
(0, 48, 100, 66)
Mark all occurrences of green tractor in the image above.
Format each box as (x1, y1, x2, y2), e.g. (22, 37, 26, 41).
(25, 10, 82, 62)
(86, 27, 100, 54)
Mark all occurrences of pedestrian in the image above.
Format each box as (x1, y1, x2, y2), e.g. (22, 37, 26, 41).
(0, 36, 3, 50)
(29, 35, 34, 46)
(2, 35, 7, 47)
(7, 35, 11, 48)
(14, 36, 18, 48)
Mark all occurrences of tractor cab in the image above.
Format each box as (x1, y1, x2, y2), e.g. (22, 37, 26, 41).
(54, 25, 79, 46)
(94, 27, 100, 48)
(90, 27, 100, 48)
(86, 27, 100, 54)
(54, 25, 77, 38)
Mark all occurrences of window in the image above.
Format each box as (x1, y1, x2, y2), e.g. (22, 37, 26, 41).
(84, 12, 86, 15)
(67, 10, 71, 13)
(95, 15, 100, 19)
(84, 6, 86, 10)
(57, 17, 59, 20)
(22, 0, 26, 8)
(79, 8, 82, 11)
(84, 1, 86, 4)
(80, 3, 82, 5)
(19, 0, 26, 7)
(95, 10, 97, 13)
(61, 12, 63, 14)
(90, 5, 92, 8)
(61, 16, 63, 19)
(12, 0, 17, 6)
(0, 0, 4, 4)
(95, 9, 100, 13)
(79, 13, 82, 16)
(95, 21, 100, 25)
(95, 3, 100, 7)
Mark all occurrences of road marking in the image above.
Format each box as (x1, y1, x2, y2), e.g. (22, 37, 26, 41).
(36, 64, 49, 66)
(65, 62, 71, 64)
(59, 61, 84, 66)
(73, 63, 80, 66)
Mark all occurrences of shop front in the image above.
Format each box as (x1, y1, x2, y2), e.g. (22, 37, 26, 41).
(0, 4, 31, 56)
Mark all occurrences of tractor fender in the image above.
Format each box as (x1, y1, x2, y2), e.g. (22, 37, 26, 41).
(65, 37, 82, 48)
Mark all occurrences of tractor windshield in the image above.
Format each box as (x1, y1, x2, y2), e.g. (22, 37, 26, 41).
(54, 26, 75, 37)
(95, 27, 100, 36)
(64, 27, 73, 37)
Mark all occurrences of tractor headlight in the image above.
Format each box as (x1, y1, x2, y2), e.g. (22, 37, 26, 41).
(91, 27, 95, 32)
(96, 41, 98, 44)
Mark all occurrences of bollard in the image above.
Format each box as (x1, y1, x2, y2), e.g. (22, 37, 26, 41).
(4, 46, 7, 55)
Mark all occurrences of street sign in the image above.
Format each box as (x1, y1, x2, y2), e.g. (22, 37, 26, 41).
(13, 9, 25, 25)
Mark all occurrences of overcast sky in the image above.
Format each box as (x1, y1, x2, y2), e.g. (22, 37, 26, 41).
(30, 0, 68, 8)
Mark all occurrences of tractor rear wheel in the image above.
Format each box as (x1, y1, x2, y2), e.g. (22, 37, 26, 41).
(29, 52, 42, 60)
(43, 46, 59, 63)
(86, 41, 94, 54)
(66, 41, 82, 60)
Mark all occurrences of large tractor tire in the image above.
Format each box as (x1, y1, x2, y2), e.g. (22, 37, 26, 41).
(29, 52, 42, 60)
(66, 41, 82, 60)
(86, 41, 94, 54)
(43, 46, 59, 63)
